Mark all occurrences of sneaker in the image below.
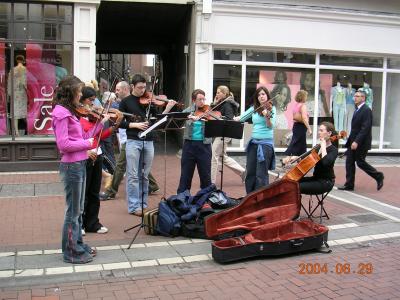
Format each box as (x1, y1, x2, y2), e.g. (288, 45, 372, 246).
(81, 229, 86, 236)
(97, 226, 108, 234)
(100, 191, 115, 201)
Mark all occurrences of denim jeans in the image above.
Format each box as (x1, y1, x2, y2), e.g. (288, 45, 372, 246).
(245, 142, 273, 194)
(59, 160, 93, 263)
(125, 139, 154, 213)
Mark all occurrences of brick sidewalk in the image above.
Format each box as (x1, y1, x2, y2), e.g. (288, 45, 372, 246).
(0, 155, 373, 251)
(1, 239, 399, 299)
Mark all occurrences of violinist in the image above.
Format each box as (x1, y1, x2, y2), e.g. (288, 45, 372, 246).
(52, 76, 101, 264)
(118, 74, 176, 216)
(210, 86, 245, 183)
(233, 86, 276, 193)
(79, 86, 121, 235)
(177, 89, 212, 193)
(288, 121, 338, 195)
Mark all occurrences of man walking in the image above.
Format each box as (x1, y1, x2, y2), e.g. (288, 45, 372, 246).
(338, 90, 384, 191)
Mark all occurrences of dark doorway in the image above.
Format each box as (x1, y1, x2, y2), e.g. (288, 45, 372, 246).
(96, 1, 192, 103)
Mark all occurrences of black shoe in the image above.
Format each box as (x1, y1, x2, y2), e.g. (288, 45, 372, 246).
(377, 174, 384, 191)
(337, 185, 354, 191)
(100, 191, 115, 201)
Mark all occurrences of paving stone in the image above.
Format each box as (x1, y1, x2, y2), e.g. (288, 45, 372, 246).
(0, 183, 34, 197)
(0, 256, 15, 270)
(124, 245, 179, 261)
(34, 183, 64, 196)
(171, 242, 212, 256)
(16, 254, 64, 269)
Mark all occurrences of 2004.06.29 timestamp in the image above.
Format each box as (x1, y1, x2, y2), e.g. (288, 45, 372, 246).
(298, 263, 373, 275)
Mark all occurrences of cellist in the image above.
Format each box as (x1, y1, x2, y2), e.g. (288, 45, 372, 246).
(286, 121, 338, 195)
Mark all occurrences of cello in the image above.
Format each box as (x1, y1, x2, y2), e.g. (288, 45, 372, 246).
(282, 131, 347, 182)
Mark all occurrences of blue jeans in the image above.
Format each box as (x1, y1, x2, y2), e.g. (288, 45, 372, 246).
(125, 139, 154, 213)
(245, 143, 273, 194)
(59, 160, 93, 264)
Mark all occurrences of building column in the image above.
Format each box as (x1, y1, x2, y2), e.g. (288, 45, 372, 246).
(73, 3, 97, 82)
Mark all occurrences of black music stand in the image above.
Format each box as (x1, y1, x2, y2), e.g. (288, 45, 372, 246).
(155, 112, 189, 199)
(124, 112, 188, 249)
(205, 120, 244, 190)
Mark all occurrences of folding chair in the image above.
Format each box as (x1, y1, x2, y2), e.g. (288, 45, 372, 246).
(301, 190, 331, 223)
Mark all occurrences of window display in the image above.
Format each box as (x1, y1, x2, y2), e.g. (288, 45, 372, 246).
(213, 50, 400, 151)
(1, 2, 73, 137)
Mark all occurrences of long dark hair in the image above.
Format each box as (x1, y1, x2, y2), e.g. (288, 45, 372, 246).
(53, 75, 84, 116)
(253, 86, 271, 116)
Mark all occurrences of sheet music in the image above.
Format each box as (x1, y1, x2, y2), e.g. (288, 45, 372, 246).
(138, 115, 168, 139)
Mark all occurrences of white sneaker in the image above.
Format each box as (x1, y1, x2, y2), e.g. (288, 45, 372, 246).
(81, 229, 86, 236)
(97, 226, 108, 234)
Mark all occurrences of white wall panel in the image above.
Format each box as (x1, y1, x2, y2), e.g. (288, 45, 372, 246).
(73, 3, 97, 82)
(200, 5, 400, 55)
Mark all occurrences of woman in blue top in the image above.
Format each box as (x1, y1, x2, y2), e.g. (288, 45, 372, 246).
(234, 86, 276, 193)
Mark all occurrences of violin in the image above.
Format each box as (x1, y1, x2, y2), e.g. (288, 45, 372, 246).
(75, 105, 124, 125)
(139, 91, 184, 109)
(193, 104, 223, 120)
(282, 131, 347, 182)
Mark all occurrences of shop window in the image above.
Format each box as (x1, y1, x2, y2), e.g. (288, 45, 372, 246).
(383, 73, 400, 149)
(246, 50, 315, 64)
(43, 5, 57, 22)
(320, 54, 383, 68)
(29, 4, 42, 22)
(213, 64, 242, 147)
(59, 6, 72, 23)
(244, 66, 320, 148)
(4, 43, 72, 137)
(14, 3, 27, 21)
(1, 3, 73, 138)
(0, 3, 11, 21)
(214, 49, 242, 61)
(319, 70, 382, 148)
(388, 57, 400, 69)
(14, 23, 28, 40)
(0, 43, 8, 137)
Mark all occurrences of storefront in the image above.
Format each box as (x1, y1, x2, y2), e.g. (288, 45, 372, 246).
(0, 1, 97, 170)
(194, 0, 400, 153)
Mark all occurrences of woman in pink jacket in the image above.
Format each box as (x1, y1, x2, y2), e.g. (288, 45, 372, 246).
(52, 75, 109, 264)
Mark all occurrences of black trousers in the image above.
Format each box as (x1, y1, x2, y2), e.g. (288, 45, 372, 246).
(177, 140, 212, 194)
(83, 156, 103, 232)
(345, 147, 381, 188)
(299, 176, 334, 195)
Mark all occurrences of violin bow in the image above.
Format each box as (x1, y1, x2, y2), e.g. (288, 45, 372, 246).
(91, 79, 118, 164)
(239, 92, 280, 121)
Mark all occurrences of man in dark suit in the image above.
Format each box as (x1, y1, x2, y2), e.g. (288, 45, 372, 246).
(338, 91, 384, 191)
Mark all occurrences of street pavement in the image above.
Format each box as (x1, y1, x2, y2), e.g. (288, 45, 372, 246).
(0, 151, 399, 299)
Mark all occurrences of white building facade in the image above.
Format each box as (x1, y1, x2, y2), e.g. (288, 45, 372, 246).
(194, 0, 400, 152)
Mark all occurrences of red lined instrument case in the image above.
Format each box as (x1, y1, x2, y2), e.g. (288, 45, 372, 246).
(204, 179, 329, 263)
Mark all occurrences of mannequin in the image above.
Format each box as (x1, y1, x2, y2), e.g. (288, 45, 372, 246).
(359, 82, 373, 109)
(344, 82, 356, 133)
(7, 55, 28, 136)
(330, 81, 346, 132)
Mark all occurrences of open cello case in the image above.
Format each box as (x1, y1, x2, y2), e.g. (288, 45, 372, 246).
(204, 179, 329, 263)
(204, 131, 347, 263)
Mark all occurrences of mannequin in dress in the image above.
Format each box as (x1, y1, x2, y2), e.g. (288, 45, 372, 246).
(7, 55, 28, 136)
(344, 82, 356, 133)
(330, 81, 346, 132)
(359, 82, 373, 109)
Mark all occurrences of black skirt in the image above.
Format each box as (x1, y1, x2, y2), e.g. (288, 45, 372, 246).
(284, 122, 307, 156)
